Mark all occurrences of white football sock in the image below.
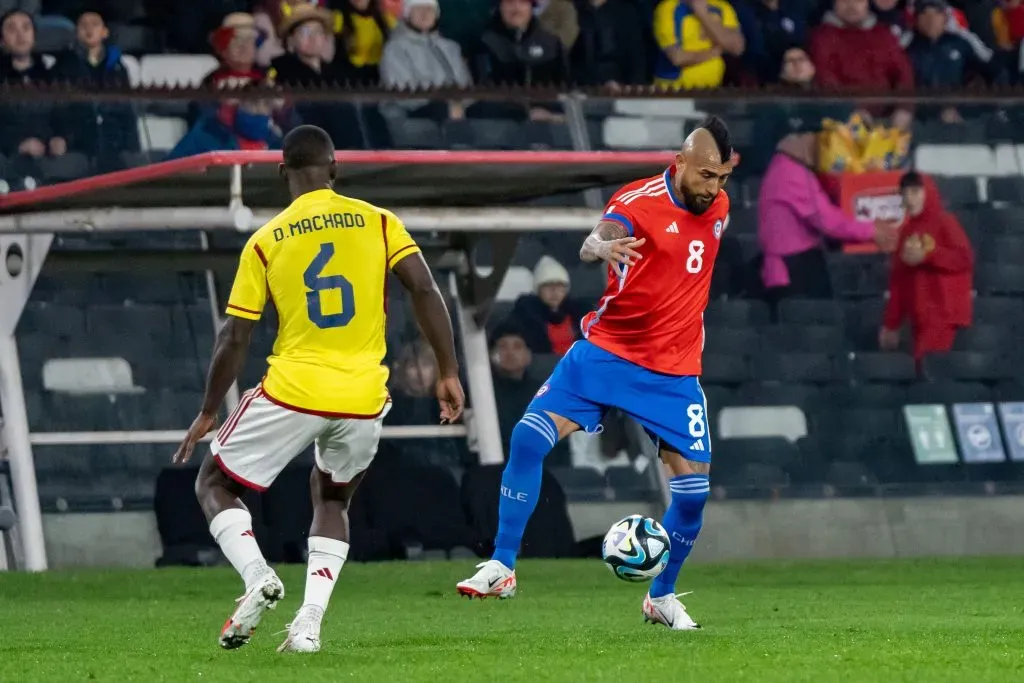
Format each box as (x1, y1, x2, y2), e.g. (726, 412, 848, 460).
(209, 508, 269, 590)
(302, 536, 349, 612)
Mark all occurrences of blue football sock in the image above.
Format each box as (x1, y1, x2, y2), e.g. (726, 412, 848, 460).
(492, 412, 558, 569)
(649, 473, 709, 599)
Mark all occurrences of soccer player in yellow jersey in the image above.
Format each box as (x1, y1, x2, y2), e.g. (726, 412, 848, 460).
(172, 125, 464, 654)
(652, 0, 744, 90)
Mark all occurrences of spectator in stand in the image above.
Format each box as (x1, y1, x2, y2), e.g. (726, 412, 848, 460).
(489, 322, 569, 461)
(569, 0, 646, 88)
(809, 0, 914, 129)
(380, 0, 472, 121)
(386, 341, 469, 466)
(474, 0, 567, 87)
(757, 131, 899, 301)
(52, 8, 139, 173)
(880, 171, 973, 362)
(254, 0, 336, 66)
(904, 0, 1006, 124)
(331, 0, 396, 84)
(509, 256, 589, 356)
(0, 9, 65, 184)
(269, 4, 368, 148)
(269, 3, 348, 84)
(872, 0, 909, 36)
(536, 0, 579, 51)
(652, 0, 745, 89)
(171, 13, 285, 158)
(741, 0, 807, 84)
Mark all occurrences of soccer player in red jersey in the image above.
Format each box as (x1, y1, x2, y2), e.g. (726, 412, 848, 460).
(458, 117, 735, 630)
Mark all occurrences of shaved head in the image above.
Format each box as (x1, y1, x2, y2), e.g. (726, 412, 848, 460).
(673, 116, 733, 215)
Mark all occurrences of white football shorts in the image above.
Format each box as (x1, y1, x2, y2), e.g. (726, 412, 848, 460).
(210, 386, 391, 491)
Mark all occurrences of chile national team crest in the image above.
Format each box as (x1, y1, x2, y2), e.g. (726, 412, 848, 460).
(713, 219, 725, 240)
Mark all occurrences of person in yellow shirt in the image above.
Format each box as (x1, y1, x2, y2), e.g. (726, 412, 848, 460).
(172, 125, 464, 655)
(652, 0, 745, 90)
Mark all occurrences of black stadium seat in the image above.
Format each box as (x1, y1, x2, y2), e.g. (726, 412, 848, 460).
(760, 324, 846, 353)
(987, 177, 1024, 204)
(906, 380, 992, 405)
(703, 299, 770, 327)
(922, 352, 1007, 383)
(701, 353, 750, 386)
(954, 325, 1013, 352)
(848, 352, 917, 383)
(703, 327, 760, 355)
(820, 383, 906, 409)
(933, 176, 979, 208)
(733, 382, 820, 408)
(972, 297, 1024, 328)
(776, 298, 844, 326)
(751, 352, 835, 383)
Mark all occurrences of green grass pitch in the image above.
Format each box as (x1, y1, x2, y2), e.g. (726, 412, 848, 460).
(2, 558, 1024, 682)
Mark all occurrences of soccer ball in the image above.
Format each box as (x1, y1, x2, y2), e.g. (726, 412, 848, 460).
(601, 514, 670, 582)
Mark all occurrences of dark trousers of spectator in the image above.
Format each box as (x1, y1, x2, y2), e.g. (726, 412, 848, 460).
(762, 248, 834, 306)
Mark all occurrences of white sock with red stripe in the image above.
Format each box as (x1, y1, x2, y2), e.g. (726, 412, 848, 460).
(209, 508, 270, 590)
(303, 536, 349, 612)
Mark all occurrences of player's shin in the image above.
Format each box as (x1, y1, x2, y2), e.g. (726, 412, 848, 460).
(302, 536, 349, 612)
(209, 507, 270, 589)
(492, 412, 559, 569)
(649, 474, 709, 599)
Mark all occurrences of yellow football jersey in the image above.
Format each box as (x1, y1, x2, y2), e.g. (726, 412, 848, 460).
(225, 188, 420, 417)
(652, 0, 738, 90)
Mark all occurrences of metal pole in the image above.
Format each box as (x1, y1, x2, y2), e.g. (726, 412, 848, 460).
(450, 273, 504, 465)
(0, 335, 47, 570)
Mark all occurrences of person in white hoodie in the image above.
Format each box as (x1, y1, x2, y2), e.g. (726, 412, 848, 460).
(380, 0, 473, 120)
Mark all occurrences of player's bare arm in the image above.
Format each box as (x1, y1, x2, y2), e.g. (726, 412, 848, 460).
(580, 220, 646, 277)
(172, 316, 255, 464)
(392, 252, 465, 424)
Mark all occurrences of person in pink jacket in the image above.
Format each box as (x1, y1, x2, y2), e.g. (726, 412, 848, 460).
(757, 132, 899, 301)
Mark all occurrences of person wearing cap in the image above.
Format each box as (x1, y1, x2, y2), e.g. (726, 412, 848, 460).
(380, 0, 472, 119)
(508, 256, 589, 356)
(904, 0, 1006, 125)
(51, 8, 139, 172)
(880, 171, 973, 362)
(255, 0, 337, 66)
(269, 2, 349, 85)
(757, 130, 900, 302)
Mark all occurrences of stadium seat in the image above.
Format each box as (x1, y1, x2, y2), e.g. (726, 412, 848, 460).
(954, 325, 1012, 352)
(704, 299, 770, 327)
(844, 299, 887, 350)
(137, 115, 188, 153)
(445, 119, 525, 150)
(495, 266, 534, 302)
(549, 467, 606, 501)
(718, 406, 807, 442)
(906, 380, 992, 405)
(824, 460, 879, 488)
(138, 54, 218, 87)
(733, 382, 819, 409)
(711, 437, 800, 486)
(933, 176, 979, 207)
(973, 297, 1024, 328)
(700, 385, 734, 412)
(612, 98, 701, 117)
(776, 299, 844, 326)
(847, 352, 917, 383)
(605, 467, 655, 501)
(973, 207, 1024, 234)
(995, 380, 1024, 401)
(726, 206, 756, 234)
(17, 302, 86, 338)
(760, 324, 846, 353)
(701, 353, 750, 386)
(986, 176, 1024, 204)
(980, 236, 1024, 265)
(522, 121, 573, 150)
(110, 24, 161, 55)
(38, 153, 90, 181)
(921, 352, 1007, 383)
(703, 327, 759, 356)
(751, 352, 835, 383)
(914, 144, 993, 176)
(462, 465, 574, 558)
(602, 116, 682, 149)
(820, 383, 906, 409)
(385, 117, 444, 150)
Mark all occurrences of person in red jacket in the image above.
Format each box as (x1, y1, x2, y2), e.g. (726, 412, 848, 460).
(809, 0, 915, 129)
(880, 171, 974, 362)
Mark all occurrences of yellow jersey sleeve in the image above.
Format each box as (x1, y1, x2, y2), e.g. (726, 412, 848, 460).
(226, 239, 268, 321)
(383, 211, 421, 270)
(719, 1, 738, 29)
(653, 0, 679, 50)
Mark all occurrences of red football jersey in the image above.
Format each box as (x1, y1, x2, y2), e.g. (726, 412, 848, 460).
(580, 166, 730, 376)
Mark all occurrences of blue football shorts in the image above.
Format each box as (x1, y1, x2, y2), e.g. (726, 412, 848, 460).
(527, 340, 711, 462)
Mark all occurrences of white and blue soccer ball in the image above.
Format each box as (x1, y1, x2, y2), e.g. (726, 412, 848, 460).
(601, 514, 670, 582)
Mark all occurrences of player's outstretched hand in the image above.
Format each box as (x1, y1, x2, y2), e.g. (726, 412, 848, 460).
(599, 237, 646, 277)
(172, 412, 218, 465)
(436, 375, 465, 425)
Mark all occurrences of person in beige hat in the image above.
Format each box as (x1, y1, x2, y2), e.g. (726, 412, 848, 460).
(254, 0, 336, 66)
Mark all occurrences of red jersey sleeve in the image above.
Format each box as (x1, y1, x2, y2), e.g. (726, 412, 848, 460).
(601, 190, 643, 238)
